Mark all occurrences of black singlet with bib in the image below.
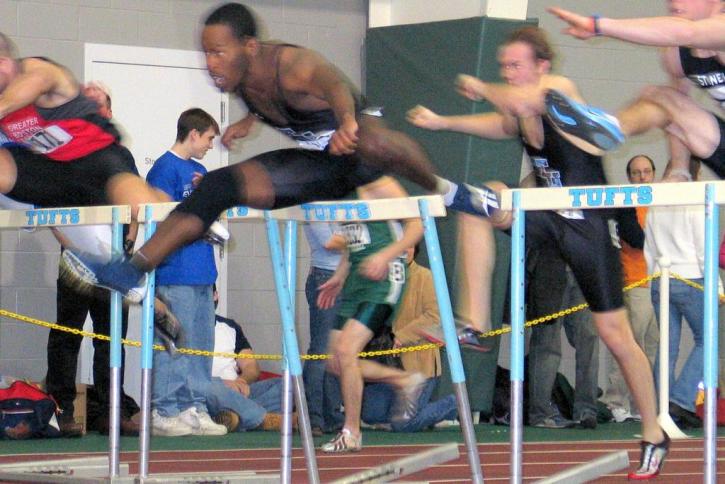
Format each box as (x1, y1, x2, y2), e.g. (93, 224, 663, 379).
(234, 43, 383, 207)
(679, 46, 725, 177)
(522, 118, 623, 312)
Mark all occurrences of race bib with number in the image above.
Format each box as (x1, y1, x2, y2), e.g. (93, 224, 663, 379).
(342, 223, 371, 252)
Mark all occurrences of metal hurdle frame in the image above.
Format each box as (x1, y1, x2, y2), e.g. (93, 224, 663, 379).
(1, 195, 480, 482)
(0, 204, 278, 483)
(501, 181, 722, 483)
(263, 195, 483, 483)
(656, 257, 690, 439)
(136, 195, 480, 482)
(0, 205, 131, 482)
(134, 203, 291, 483)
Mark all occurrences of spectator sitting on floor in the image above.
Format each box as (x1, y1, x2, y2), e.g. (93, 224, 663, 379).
(360, 377, 457, 432)
(206, 287, 287, 432)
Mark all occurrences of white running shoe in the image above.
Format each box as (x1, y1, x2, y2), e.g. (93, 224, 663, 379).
(179, 407, 227, 436)
(151, 409, 193, 437)
(204, 221, 230, 246)
(320, 428, 362, 453)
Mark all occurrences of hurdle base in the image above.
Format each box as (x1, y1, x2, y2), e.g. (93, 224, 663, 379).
(535, 450, 629, 484)
(0, 457, 278, 483)
(330, 442, 459, 484)
(0, 456, 128, 482)
(134, 471, 279, 483)
(657, 413, 689, 439)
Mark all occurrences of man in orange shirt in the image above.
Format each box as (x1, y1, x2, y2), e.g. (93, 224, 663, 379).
(602, 155, 659, 423)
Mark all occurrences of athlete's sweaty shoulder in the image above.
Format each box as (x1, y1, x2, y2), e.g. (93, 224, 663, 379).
(277, 44, 326, 88)
(19, 57, 80, 109)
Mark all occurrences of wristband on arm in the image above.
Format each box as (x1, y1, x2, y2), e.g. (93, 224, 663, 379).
(591, 15, 602, 36)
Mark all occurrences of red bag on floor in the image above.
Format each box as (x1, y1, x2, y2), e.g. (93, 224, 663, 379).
(0, 381, 61, 439)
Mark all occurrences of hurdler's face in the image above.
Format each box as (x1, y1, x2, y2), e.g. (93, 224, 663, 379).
(498, 42, 546, 87)
(202, 24, 250, 92)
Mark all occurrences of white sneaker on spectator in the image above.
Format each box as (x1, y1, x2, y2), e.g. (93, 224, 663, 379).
(434, 419, 460, 428)
(179, 407, 227, 436)
(610, 407, 638, 423)
(151, 409, 193, 437)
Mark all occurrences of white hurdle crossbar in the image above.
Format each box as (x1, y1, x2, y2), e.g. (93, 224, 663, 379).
(501, 181, 723, 483)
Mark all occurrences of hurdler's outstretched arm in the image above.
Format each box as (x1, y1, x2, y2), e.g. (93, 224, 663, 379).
(549, 6, 725, 50)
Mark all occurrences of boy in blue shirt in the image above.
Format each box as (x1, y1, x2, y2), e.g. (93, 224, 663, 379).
(145, 108, 227, 437)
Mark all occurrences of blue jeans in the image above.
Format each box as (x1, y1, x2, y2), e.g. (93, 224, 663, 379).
(652, 278, 704, 412)
(206, 377, 283, 431)
(361, 378, 457, 431)
(152, 285, 215, 417)
(302, 267, 344, 431)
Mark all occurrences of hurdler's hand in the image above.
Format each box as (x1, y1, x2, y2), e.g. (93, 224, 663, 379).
(317, 275, 344, 309)
(359, 253, 389, 281)
(221, 117, 254, 149)
(329, 116, 359, 155)
(192, 171, 203, 187)
(456, 74, 486, 101)
(324, 234, 347, 252)
(548, 7, 597, 40)
(406, 105, 447, 131)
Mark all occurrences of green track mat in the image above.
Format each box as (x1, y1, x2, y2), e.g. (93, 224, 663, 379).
(0, 422, 718, 455)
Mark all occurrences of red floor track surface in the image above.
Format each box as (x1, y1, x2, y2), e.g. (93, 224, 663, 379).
(0, 438, 722, 482)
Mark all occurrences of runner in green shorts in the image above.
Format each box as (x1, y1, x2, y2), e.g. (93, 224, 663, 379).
(316, 176, 427, 454)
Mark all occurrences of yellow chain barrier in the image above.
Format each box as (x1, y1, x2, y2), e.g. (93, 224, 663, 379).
(4, 271, 722, 361)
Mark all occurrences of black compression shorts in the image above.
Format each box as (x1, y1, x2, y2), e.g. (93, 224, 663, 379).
(6, 143, 137, 207)
(526, 210, 623, 312)
(253, 148, 385, 209)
